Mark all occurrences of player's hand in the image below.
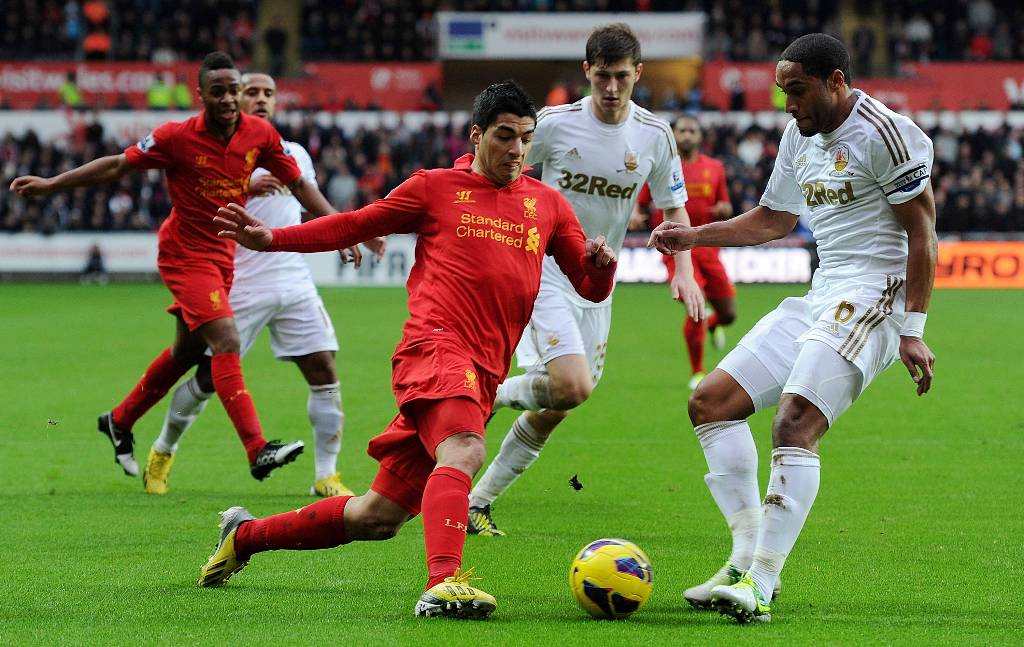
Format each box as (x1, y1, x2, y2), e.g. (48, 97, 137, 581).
(585, 235, 617, 268)
(214, 203, 273, 251)
(248, 174, 284, 196)
(899, 336, 935, 396)
(9, 176, 54, 197)
(362, 236, 387, 260)
(671, 273, 706, 321)
(648, 221, 698, 255)
(339, 245, 363, 268)
(627, 209, 647, 231)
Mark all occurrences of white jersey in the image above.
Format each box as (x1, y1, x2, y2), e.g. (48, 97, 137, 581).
(760, 91, 934, 280)
(528, 96, 687, 306)
(232, 141, 317, 295)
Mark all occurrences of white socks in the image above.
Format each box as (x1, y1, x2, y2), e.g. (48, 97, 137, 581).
(748, 446, 820, 602)
(154, 376, 212, 454)
(469, 413, 547, 508)
(494, 373, 553, 411)
(308, 382, 343, 480)
(696, 420, 762, 570)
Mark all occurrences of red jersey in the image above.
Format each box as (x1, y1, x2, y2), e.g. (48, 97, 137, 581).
(268, 154, 615, 379)
(124, 111, 301, 268)
(641, 153, 729, 228)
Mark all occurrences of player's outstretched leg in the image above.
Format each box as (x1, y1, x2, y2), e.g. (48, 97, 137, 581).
(145, 375, 212, 494)
(684, 317, 707, 390)
(101, 347, 193, 477)
(198, 493, 358, 587)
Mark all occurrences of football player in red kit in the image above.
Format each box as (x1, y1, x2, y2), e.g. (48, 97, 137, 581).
(196, 81, 618, 619)
(638, 114, 735, 389)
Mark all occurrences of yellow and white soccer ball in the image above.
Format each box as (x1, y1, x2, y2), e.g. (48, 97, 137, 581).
(569, 538, 653, 619)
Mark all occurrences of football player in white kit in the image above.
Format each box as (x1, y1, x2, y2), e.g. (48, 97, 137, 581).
(143, 73, 383, 497)
(467, 24, 705, 536)
(650, 34, 937, 623)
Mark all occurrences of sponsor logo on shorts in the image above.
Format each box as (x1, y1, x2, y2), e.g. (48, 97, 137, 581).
(833, 300, 856, 323)
(463, 369, 477, 391)
(547, 334, 560, 348)
(209, 290, 223, 311)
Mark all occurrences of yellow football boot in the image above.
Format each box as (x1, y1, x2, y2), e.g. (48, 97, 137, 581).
(143, 448, 175, 495)
(310, 472, 354, 497)
(414, 567, 497, 619)
(198, 507, 255, 587)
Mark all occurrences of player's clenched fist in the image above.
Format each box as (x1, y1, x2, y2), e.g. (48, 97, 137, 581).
(647, 221, 698, 255)
(585, 235, 617, 268)
(215, 202, 273, 251)
(9, 176, 54, 197)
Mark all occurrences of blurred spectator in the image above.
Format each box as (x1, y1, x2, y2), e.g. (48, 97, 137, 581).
(81, 243, 110, 284)
(82, 25, 111, 60)
(546, 82, 570, 107)
(59, 72, 83, 108)
(146, 76, 171, 110)
(264, 15, 288, 77)
(173, 75, 193, 110)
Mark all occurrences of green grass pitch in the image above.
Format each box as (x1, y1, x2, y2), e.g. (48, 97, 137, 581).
(1, 282, 1021, 645)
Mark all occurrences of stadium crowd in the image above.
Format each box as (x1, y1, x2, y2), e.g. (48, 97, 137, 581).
(3, 116, 1022, 235)
(5, 0, 1022, 65)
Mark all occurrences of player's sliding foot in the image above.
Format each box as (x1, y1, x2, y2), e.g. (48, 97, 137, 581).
(686, 563, 781, 610)
(687, 372, 706, 391)
(143, 447, 175, 495)
(97, 411, 138, 476)
(468, 505, 506, 537)
(711, 325, 727, 350)
(711, 572, 772, 624)
(310, 472, 354, 497)
(249, 440, 304, 481)
(414, 567, 496, 619)
(198, 506, 255, 587)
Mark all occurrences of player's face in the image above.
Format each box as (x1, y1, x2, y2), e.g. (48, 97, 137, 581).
(584, 58, 642, 123)
(241, 73, 277, 121)
(776, 60, 839, 137)
(470, 113, 536, 185)
(199, 68, 242, 129)
(674, 118, 702, 155)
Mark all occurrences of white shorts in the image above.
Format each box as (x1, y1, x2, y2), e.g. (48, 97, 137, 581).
(514, 286, 611, 386)
(229, 286, 339, 360)
(718, 273, 906, 426)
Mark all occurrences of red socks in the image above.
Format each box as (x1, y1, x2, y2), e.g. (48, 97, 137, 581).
(235, 495, 352, 561)
(211, 352, 265, 462)
(112, 348, 190, 431)
(422, 466, 472, 589)
(684, 317, 706, 374)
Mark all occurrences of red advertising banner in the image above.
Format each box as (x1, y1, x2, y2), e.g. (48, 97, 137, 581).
(702, 61, 1024, 112)
(934, 241, 1024, 289)
(0, 61, 441, 111)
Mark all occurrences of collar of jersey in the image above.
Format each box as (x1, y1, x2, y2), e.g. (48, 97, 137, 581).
(817, 90, 864, 145)
(583, 95, 635, 134)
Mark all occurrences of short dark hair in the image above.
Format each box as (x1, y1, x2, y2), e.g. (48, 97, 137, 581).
(586, 23, 641, 66)
(198, 51, 237, 88)
(780, 33, 852, 86)
(674, 113, 702, 131)
(471, 80, 537, 132)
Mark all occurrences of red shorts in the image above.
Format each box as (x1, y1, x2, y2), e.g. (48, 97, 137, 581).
(158, 258, 234, 331)
(367, 340, 498, 516)
(663, 247, 736, 301)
